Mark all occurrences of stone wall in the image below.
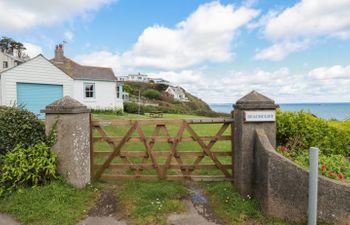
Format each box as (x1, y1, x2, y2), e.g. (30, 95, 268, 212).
(254, 128, 350, 225)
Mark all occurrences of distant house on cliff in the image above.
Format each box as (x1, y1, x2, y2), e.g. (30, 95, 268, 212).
(165, 86, 189, 102)
(117, 73, 170, 85)
(0, 44, 123, 118)
(151, 78, 170, 85)
(117, 73, 150, 83)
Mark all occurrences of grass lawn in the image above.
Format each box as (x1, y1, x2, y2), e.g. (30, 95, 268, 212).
(0, 181, 100, 225)
(117, 181, 188, 225)
(200, 182, 290, 225)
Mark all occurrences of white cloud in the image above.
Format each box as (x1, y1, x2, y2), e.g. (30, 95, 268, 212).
(64, 31, 75, 42)
(309, 65, 350, 80)
(149, 65, 350, 103)
(0, 0, 114, 32)
(254, 41, 308, 61)
(23, 42, 43, 58)
(74, 51, 121, 73)
(255, 0, 350, 60)
(122, 2, 259, 70)
(264, 0, 350, 41)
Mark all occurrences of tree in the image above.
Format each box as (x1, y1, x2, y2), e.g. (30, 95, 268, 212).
(0, 36, 27, 58)
(123, 84, 134, 94)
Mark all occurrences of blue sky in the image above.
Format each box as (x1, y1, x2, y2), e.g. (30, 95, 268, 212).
(1, 0, 350, 103)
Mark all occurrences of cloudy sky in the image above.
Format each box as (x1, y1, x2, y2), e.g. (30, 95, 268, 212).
(1, 0, 350, 103)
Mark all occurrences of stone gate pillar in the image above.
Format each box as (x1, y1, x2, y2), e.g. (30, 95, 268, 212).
(42, 96, 91, 188)
(233, 91, 277, 196)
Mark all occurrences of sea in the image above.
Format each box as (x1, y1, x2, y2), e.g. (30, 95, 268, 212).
(209, 103, 350, 121)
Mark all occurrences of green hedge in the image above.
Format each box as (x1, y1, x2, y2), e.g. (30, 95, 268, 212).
(0, 106, 47, 155)
(141, 89, 161, 100)
(276, 110, 350, 157)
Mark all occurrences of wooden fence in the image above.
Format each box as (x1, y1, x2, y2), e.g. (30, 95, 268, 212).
(91, 118, 234, 181)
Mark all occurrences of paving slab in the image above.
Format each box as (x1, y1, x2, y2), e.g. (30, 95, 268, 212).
(76, 216, 127, 225)
(167, 200, 220, 225)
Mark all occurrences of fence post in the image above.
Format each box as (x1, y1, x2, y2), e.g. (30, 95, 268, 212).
(42, 96, 91, 188)
(308, 147, 319, 225)
(233, 91, 277, 196)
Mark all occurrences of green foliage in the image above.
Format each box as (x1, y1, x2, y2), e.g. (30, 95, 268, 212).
(277, 110, 350, 182)
(141, 88, 161, 100)
(91, 107, 123, 115)
(201, 182, 290, 225)
(276, 110, 350, 157)
(154, 83, 169, 92)
(0, 181, 100, 225)
(124, 102, 145, 114)
(0, 36, 27, 58)
(0, 106, 48, 155)
(123, 83, 133, 94)
(123, 81, 219, 117)
(0, 143, 57, 195)
(277, 148, 350, 181)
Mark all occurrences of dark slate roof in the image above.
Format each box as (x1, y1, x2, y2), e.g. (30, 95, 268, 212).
(50, 57, 116, 81)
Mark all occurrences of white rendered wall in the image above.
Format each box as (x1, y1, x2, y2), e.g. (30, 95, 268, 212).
(73, 80, 122, 109)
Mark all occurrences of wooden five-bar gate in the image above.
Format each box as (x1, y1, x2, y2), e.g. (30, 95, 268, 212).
(91, 118, 234, 181)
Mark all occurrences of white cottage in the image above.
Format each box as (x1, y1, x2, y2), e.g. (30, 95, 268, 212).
(165, 86, 189, 102)
(0, 45, 123, 117)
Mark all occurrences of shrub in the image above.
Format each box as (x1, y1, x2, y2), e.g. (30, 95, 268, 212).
(277, 147, 350, 182)
(141, 89, 161, 100)
(276, 110, 350, 157)
(154, 83, 169, 92)
(0, 143, 57, 195)
(91, 107, 123, 115)
(0, 106, 47, 155)
(124, 102, 145, 114)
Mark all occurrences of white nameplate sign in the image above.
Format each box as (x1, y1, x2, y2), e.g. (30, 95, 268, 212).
(245, 111, 276, 122)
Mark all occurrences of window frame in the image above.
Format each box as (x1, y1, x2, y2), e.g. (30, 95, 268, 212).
(3, 61, 8, 69)
(83, 82, 96, 99)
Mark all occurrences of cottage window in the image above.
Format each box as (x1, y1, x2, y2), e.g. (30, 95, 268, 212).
(84, 83, 95, 98)
(3, 61, 8, 68)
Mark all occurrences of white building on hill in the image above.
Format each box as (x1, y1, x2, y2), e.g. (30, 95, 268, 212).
(117, 73, 170, 85)
(165, 86, 189, 102)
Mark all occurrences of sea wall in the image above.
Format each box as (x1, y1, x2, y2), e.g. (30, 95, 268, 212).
(254, 128, 350, 224)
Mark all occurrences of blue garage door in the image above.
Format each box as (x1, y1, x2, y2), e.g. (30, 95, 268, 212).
(17, 83, 63, 118)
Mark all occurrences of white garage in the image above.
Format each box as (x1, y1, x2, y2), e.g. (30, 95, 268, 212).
(0, 55, 73, 118)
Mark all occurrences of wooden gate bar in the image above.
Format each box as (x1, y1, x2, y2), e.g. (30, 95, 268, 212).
(91, 117, 233, 181)
(92, 121, 139, 181)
